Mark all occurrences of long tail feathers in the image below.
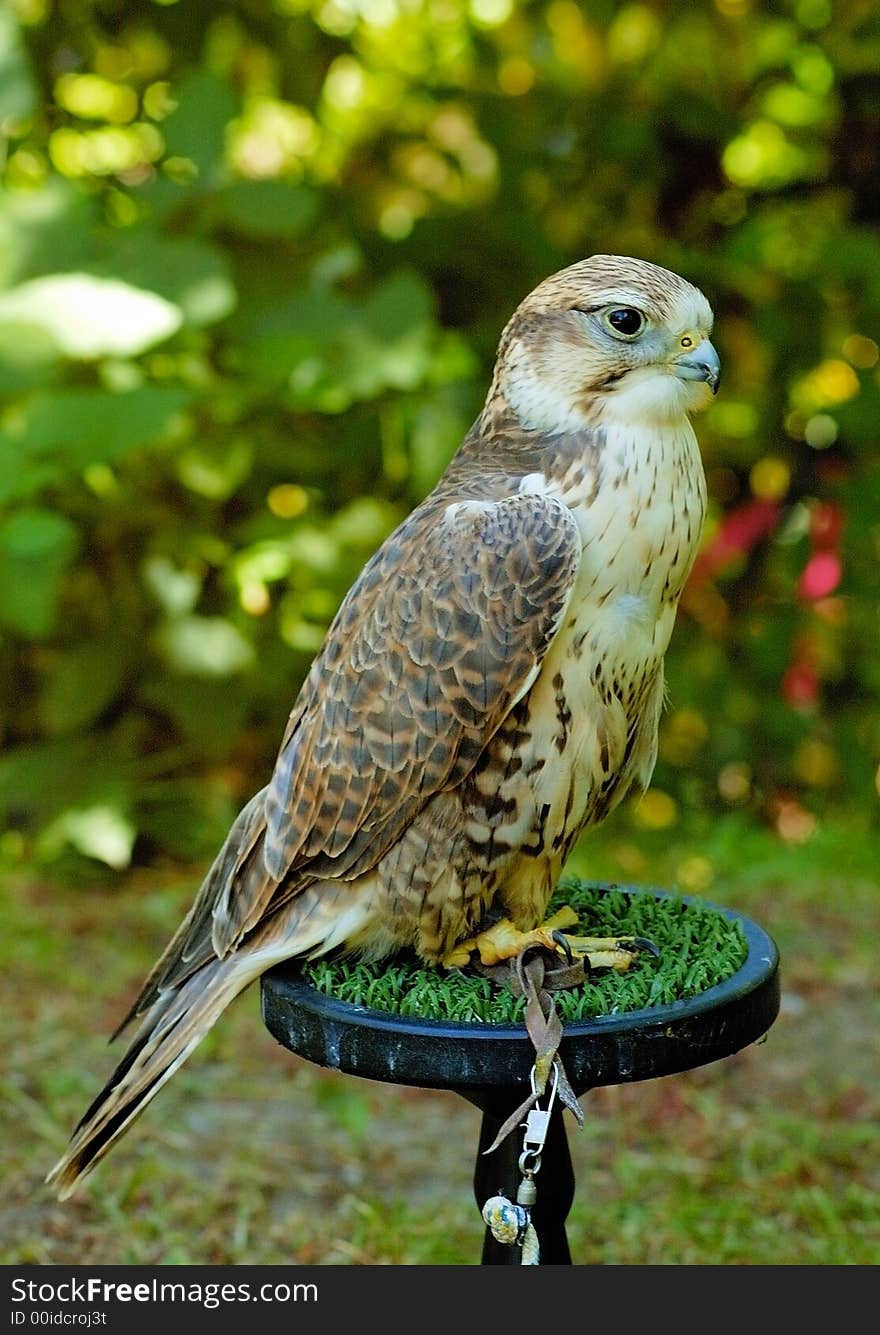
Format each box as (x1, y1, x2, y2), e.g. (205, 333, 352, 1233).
(45, 873, 367, 1200)
(45, 951, 266, 1201)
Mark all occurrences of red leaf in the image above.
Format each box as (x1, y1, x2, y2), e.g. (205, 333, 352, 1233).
(688, 500, 781, 586)
(798, 551, 842, 601)
(809, 502, 845, 549)
(782, 662, 819, 707)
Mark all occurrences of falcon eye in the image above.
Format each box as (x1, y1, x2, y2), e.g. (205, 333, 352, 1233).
(604, 307, 645, 339)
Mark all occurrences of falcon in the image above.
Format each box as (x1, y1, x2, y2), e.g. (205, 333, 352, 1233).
(47, 254, 718, 1199)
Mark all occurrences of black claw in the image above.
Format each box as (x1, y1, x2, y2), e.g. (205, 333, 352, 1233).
(629, 935, 661, 959)
(551, 930, 574, 965)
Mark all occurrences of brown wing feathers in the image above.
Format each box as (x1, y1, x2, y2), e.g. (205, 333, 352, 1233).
(46, 489, 581, 1197)
(261, 492, 580, 884)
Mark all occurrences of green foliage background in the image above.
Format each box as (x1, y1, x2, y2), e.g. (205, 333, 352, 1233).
(1, 0, 878, 879)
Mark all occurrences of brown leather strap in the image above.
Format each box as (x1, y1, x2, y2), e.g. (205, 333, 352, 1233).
(473, 949, 588, 994)
(480, 948, 585, 1155)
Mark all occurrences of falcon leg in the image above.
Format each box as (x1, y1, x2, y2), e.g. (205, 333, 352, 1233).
(550, 926, 660, 971)
(443, 907, 659, 972)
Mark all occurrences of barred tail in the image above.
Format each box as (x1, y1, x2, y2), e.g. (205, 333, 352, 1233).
(46, 950, 266, 1200)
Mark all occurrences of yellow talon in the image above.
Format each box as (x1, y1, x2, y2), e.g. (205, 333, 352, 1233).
(443, 907, 578, 968)
(443, 906, 654, 973)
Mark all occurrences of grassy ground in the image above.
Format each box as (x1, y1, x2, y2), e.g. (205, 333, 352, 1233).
(3, 811, 878, 1265)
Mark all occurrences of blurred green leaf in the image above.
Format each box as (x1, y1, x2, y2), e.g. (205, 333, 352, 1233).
(235, 271, 440, 409)
(142, 556, 202, 616)
(156, 615, 256, 677)
(210, 181, 320, 239)
(38, 636, 129, 735)
(0, 320, 60, 385)
(0, 8, 37, 125)
(0, 508, 78, 637)
(91, 231, 237, 328)
(161, 69, 238, 178)
(137, 676, 252, 758)
(176, 438, 253, 499)
(0, 387, 191, 496)
(0, 179, 98, 291)
(361, 270, 434, 338)
(0, 732, 136, 825)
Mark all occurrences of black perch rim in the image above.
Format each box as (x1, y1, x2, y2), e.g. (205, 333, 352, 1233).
(261, 886, 780, 1101)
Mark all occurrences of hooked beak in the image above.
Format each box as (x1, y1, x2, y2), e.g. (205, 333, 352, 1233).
(674, 338, 721, 395)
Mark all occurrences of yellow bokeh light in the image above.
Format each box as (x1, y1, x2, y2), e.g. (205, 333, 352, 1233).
(612, 842, 648, 877)
(429, 107, 476, 152)
(750, 456, 790, 501)
(378, 192, 424, 239)
(842, 334, 879, 369)
(163, 155, 199, 184)
(470, 0, 514, 27)
(662, 709, 708, 766)
(811, 359, 859, 402)
(631, 789, 678, 830)
(10, 0, 48, 21)
(722, 120, 807, 189)
(311, 0, 357, 38)
(49, 123, 163, 178)
(267, 484, 309, 519)
(458, 139, 497, 183)
(399, 144, 453, 192)
(762, 82, 824, 128)
(793, 738, 839, 787)
(55, 73, 139, 124)
(791, 43, 834, 95)
(240, 581, 271, 616)
(796, 0, 832, 29)
(6, 147, 47, 187)
(709, 400, 759, 439)
(324, 56, 367, 110)
(608, 4, 661, 63)
(677, 855, 715, 893)
(794, 359, 860, 414)
(105, 189, 140, 227)
(498, 57, 536, 96)
(359, 0, 398, 27)
(718, 761, 751, 804)
(83, 463, 118, 497)
(547, 2, 605, 82)
(94, 31, 171, 82)
(714, 0, 752, 15)
(143, 82, 177, 121)
(229, 99, 319, 179)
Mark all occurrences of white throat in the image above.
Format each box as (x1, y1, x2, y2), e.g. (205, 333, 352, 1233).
(597, 368, 711, 428)
(503, 356, 707, 436)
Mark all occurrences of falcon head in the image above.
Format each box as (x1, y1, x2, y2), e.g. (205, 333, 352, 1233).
(493, 254, 720, 433)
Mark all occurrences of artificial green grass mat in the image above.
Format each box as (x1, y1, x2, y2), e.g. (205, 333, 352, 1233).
(302, 879, 748, 1024)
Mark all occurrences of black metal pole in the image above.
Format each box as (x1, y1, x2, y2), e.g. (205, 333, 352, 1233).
(471, 1097, 574, 1265)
